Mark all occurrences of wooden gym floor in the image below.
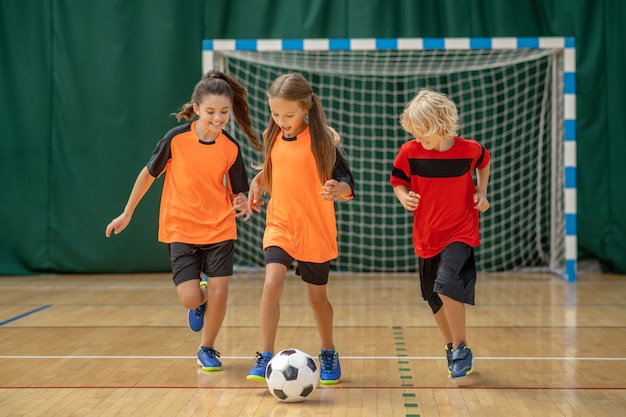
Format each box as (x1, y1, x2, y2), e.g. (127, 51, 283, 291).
(1, 271, 625, 416)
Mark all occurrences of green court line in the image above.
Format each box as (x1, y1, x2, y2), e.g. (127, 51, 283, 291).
(392, 326, 420, 417)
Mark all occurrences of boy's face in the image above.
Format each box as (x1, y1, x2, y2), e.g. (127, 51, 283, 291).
(412, 133, 444, 151)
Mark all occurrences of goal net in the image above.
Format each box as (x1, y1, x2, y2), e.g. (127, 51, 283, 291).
(204, 39, 576, 279)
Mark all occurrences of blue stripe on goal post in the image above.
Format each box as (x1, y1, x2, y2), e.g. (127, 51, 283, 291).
(202, 37, 577, 282)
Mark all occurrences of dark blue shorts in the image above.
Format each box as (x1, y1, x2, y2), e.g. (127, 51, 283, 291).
(168, 240, 234, 286)
(265, 246, 330, 285)
(418, 242, 476, 314)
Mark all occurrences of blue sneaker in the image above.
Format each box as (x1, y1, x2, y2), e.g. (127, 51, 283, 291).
(450, 342, 473, 378)
(319, 349, 341, 385)
(445, 343, 453, 374)
(188, 276, 208, 332)
(247, 351, 272, 382)
(188, 302, 206, 332)
(197, 346, 221, 371)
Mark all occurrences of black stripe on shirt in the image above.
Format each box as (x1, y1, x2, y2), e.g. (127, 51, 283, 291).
(408, 158, 473, 178)
(475, 146, 486, 169)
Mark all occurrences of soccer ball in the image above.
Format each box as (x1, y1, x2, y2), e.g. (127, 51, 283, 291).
(265, 348, 319, 402)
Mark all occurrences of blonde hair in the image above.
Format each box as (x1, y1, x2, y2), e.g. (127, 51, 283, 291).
(400, 89, 459, 139)
(258, 73, 337, 194)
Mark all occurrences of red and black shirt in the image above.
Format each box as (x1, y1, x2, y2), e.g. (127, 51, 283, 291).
(390, 137, 490, 259)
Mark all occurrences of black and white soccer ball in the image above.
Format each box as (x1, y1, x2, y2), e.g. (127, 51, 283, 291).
(265, 348, 320, 402)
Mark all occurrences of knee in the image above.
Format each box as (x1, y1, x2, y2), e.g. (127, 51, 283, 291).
(180, 293, 203, 310)
(206, 279, 229, 301)
(176, 279, 204, 309)
(307, 288, 329, 308)
(261, 279, 284, 303)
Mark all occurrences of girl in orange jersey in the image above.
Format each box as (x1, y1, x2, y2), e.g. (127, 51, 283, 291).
(105, 71, 262, 372)
(245, 73, 355, 385)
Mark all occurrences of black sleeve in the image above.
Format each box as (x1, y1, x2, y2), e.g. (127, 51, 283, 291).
(146, 135, 173, 177)
(332, 147, 355, 195)
(146, 124, 191, 177)
(228, 149, 249, 194)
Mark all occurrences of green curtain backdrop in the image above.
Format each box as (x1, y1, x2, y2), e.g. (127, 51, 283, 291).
(1, 0, 625, 274)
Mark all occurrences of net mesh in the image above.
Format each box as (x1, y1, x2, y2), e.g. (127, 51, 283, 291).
(213, 48, 565, 274)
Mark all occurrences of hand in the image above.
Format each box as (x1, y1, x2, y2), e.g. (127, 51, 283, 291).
(473, 193, 490, 212)
(319, 179, 343, 201)
(105, 213, 131, 237)
(232, 193, 251, 221)
(402, 191, 420, 212)
(247, 174, 265, 214)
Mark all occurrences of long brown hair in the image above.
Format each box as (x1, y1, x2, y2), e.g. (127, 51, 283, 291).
(258, 73, 337, 194)
(174, 71, 262, 151)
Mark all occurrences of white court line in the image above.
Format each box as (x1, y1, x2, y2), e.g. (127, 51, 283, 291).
(0, 355, 625, 361)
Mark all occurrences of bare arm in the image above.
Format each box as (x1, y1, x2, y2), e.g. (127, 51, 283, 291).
(105, 167, 156, 237)
(474, 161, 491, 212)
(247, 171, 265, 213)
(393, 185, 420, 212)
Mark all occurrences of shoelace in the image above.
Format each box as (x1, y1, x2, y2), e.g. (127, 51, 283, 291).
(254, 352, 270, 366)
(194, 303, 207, 317)
(321, 351, 335, 370)
(201, 348, 220, 358)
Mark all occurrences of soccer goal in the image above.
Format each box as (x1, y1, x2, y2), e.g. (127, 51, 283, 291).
(203, 37, 577, 281)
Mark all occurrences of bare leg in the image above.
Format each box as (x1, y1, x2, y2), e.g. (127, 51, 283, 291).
(433, 306, 453, 346)
(438, 294, 467, 348)
(259, 263, 288, 353)
(307, 283, 334, 351)
(200, 276, 229, 348)
(176, 279, 204, 310)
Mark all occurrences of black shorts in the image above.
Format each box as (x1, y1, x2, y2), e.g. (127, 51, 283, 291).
(168, 240, 234, 286)
(418, 242, 476, 314)
(265, 246, 330, 286)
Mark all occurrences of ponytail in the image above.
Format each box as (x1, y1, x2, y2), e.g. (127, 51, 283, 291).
(174, 71, 262, 151)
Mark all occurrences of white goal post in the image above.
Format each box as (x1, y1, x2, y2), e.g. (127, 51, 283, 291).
(202, 37, 577, 282)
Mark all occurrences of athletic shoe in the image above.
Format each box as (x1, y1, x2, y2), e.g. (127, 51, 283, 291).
(197, 346, 222, 371)
(188, 301, 207, 332)
(247, 351, 272, 382)
(188, 275, 208, 332)
(450, 342, 473, 378)
(445, 343, 453, 374)
(319, 349, 341, 384)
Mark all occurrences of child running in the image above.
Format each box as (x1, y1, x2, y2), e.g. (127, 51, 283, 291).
(105, 71, 262, 372)
(390, 89, 491, 378)
(245, 73, 355, 385)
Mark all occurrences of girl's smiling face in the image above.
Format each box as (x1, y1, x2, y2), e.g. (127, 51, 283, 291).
(194, 94, 231, 140)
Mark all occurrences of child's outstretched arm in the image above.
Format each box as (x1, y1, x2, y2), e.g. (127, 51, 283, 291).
(105, 167, 155, 237)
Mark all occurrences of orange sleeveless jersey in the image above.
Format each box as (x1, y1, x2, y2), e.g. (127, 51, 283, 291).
(263, 128, 341, 263)
(146, 121, 249, 245)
